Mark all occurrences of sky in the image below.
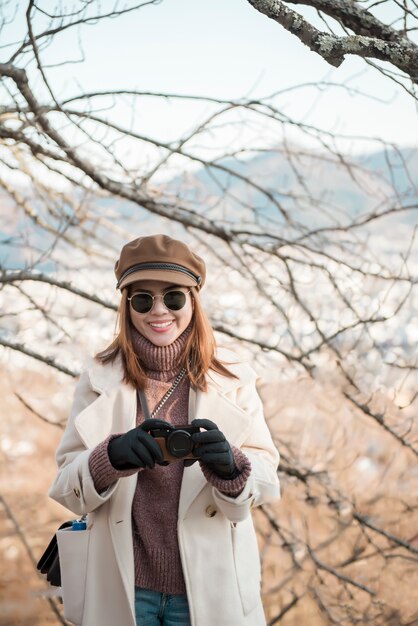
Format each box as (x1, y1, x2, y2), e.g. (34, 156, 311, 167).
(2, 0, 418, 156)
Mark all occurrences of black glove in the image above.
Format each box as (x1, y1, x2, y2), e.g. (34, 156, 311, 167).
(191, 419, 238, 478)
(108, 419, 168, 470)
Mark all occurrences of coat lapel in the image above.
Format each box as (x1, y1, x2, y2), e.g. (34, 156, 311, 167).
(74, 384, 137, 448)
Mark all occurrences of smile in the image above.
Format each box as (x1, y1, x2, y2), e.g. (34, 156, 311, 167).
(149, 321, 174, 329)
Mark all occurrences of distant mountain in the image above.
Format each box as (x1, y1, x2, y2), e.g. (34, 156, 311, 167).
(1, 145, 417, 270)
(172, 145, 418, 231)
(360, 148, 418, 198)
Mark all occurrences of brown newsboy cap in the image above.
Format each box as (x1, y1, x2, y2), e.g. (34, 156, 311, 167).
(115, 234, 206, 290)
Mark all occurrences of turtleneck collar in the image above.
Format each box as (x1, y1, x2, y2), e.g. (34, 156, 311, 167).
(131, 323, 192, 381)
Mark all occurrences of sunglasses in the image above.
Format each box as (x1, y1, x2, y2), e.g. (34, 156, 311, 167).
(128, 289, 191, 314)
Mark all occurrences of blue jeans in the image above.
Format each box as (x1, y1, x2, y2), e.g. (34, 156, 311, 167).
(135, 587, 191, 626)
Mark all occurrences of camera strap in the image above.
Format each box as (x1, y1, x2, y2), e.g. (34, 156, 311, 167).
(138, 368, 187, 420)
(137, 389, 152, 420)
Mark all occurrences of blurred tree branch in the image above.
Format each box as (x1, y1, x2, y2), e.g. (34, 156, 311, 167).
(0, 494, 68, 625)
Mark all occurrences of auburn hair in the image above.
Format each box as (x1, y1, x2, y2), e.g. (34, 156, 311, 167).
(95, 287, 237, 391)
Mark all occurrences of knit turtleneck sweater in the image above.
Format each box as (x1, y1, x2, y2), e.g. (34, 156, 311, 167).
(88, 325, 251, 595)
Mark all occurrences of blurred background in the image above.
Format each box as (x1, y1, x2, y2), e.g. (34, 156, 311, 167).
(0, 1, 417, 624)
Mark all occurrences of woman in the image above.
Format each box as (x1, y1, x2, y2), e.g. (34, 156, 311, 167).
(49, 234, 280, 626)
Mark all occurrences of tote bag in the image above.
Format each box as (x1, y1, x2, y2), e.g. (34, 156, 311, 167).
(56, 524, 90, 626)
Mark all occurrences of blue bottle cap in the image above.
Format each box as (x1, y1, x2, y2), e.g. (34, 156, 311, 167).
(72, 520, 87, 531)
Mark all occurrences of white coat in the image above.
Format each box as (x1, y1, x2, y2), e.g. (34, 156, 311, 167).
(49, 350, 280, 626)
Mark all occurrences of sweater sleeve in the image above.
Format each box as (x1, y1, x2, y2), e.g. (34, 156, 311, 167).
(88, 434, 139, 494)
(199, 446, 252, 497)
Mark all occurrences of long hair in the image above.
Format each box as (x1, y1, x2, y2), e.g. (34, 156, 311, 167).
(95, 287, 237, 391)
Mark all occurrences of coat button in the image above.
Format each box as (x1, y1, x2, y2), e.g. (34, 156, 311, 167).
(205, 505, 217, 518)
(73, 488, 81, 498)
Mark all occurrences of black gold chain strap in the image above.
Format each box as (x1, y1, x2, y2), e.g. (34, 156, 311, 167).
(149, 367, 187, 419)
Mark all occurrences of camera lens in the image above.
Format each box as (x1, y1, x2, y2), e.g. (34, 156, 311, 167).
(167, 430, 193, 458)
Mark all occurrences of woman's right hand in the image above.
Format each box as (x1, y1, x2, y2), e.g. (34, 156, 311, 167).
(108, 419, 169, 470)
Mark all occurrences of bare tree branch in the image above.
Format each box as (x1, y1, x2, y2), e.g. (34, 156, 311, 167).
(246, 0, 418, 85)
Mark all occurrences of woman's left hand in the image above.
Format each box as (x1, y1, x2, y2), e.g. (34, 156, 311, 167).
(191, 419, 237, 478)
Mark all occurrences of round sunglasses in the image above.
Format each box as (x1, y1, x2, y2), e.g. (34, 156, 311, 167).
(128, 289, 191, 314)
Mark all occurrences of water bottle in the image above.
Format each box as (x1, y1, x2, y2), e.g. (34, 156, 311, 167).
(71, 519, 87, 531)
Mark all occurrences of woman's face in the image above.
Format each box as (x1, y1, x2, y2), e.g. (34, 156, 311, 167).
(128, 279, 194, 347)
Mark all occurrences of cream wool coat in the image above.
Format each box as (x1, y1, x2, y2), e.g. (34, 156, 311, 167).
(49, 350, 281, 626)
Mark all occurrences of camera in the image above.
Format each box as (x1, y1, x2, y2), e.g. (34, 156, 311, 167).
(145, 423, 200, 462)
